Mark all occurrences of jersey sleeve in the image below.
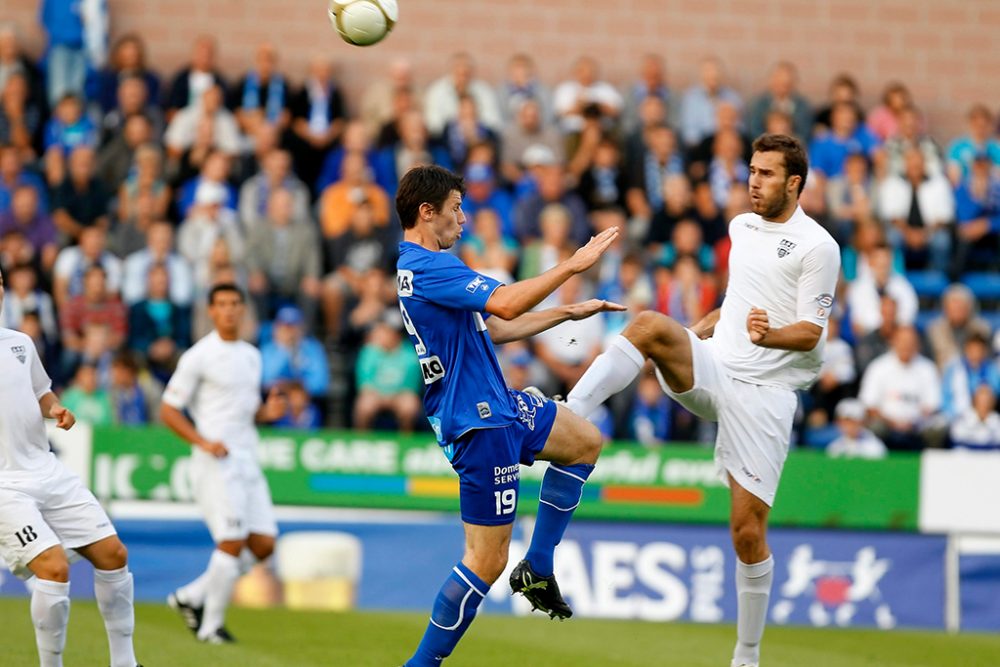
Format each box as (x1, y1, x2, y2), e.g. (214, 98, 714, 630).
(414, 252, 504, 312)
(162, 347, 201, 410)
(28, 342, 53, 400)
(796, 241, 841, 327)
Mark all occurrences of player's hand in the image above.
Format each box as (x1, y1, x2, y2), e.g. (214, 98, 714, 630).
(566, 227, 620, 274)
(261, 387, 288, 422)
(747, 307, 770, 344)
(565, 299, 627, 321)
(197, 440, 229, 458)
(50, 404, 75, 430)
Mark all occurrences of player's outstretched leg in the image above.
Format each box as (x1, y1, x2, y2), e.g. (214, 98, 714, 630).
(196, 542, 245, 643)
(78, 535, 139, 667)
(729, 475, 774, 667)
(169, 548, 258, 634)
(28, 546, 72, 667)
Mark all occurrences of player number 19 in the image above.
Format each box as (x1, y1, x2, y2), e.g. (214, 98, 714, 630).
(494, 489, 516, 516)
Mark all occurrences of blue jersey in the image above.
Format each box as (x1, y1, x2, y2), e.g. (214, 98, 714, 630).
(396, 241, 518, 445)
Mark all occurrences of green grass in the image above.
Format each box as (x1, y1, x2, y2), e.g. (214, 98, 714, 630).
(2, 598, 999, 666)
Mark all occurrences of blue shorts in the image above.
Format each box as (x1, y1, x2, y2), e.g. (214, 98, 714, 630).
(447, 389, 558, 526)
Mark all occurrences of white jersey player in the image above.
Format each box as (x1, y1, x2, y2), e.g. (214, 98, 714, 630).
(565, 134, 840, 667)
(159, 283, 285, 644)
(0, 271, 141, 667)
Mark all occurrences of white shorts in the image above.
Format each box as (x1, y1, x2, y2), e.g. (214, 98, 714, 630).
(655, 329, 798, 506)
(0, 462, 116, 578)
(191, 453, 277, 543)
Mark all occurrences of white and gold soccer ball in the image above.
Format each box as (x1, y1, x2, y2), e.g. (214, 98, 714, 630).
(328, 0, 398, 47)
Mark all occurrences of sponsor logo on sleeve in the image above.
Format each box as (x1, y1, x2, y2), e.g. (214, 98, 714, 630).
(396, 270, 414, 297)
(465, 275, 486, 293)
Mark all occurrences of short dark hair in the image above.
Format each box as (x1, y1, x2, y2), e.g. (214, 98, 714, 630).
(207, 282, 245, 305)
(751, 133, 809, 195)
(395, 165, 466, 230)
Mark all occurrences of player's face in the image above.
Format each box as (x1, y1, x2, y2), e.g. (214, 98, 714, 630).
(429, 190, 466, 250)
(208, 291, 245, 336)
(748, 151, 798, 221)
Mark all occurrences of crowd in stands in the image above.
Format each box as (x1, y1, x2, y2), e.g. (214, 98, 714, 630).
(2, 9, 1000, 453)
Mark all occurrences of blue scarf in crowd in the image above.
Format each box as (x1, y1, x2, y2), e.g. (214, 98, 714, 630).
(242, 71, 285, 123)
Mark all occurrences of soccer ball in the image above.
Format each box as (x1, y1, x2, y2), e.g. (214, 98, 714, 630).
(328, 0, 398, 47)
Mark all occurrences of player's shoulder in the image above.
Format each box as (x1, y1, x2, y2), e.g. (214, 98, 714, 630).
(0, 327, 31, 344)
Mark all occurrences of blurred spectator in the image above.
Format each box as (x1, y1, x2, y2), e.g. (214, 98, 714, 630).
(353, 318, 422, 432)
(115, 142, 169, 227)
(1, 71, 44, 161)
(810, 101, 879, 179)
(423, 52, 502, 136)
(0, 24, 46, 124)
(866, 81, 914, 142)
(360, 58, 420, 141)
(318, 150, 392, 240)
(626, 124, 685, 224)
(127, 262, 192, 382)
(497, 53, 553, 126)
(342, 267, 393, 346)
(52, 145, 110, 241)
(108, 350, 162, 425)
(53, 225, 122, 306)
(854, 295, 899, 376)
(316, 119, 380, 193)
(261, 305, 329, 400)
(373, 85, 417, 149)
(653, 252, 717, 327)
(518, 203, 575, 284)
(949, 385, 1000, 451)
(461, 208, 518, 285)
(813, 73, 863, 133)
(229, 42, 290, 136)
(88, 33, 160, 115)
(40, 0, 99, 105)
(707, 129, 749, 208)
(826, 398, 887, 459)
(534, 275, 605, 394)
(462, 160, 515, 239)
(442, 95, 498, 168)
(0, 144, 48, 215)
(176, 149, 237, 219)
(881, 106, 943, 179)
(840, 218, 903, 282)
(644, 174, 694, 250)
(808, 315, 857, 426)
(878, 147, 954, 272)
(825, 151, 877, 243)
(246, 188, 322, 321)
(622, 53, 672, 134)
(98, 112, 153, 192)
(940, 328, 1000, 420)
(374, 109, 451, 195)
(846, 244, 917, 337)
(98, 70, 163, 147)
(43, 93, 98, 183)
(238, 148, 310, 235)
(0, 263, 57, 341)
(122, 222, 193, 306)
(656, 218, 715, 273)
(859, 326, 944, 450)
(177, 181, 245, 288)
(946, 104, 1000, 184)
(514, 164, 590, 244)
(0, 184, 58, 272)
(630, 372, 672, 446)
(679, 56, 742, 148)
(926, 284, 990, 369)
(553, 56, 623, 136)
(273, 380, 322, 430)
(60, 264, 127, 372)
(686, 102, 750, 182)
(287, 56, 346, 193)
(576, 138, 628, 211)
(165, 35, 227, 120)
(61, 361, 113, 425)
(747, 61, 812, 140)
(597, 249, 652, 338)
(953, 153, 1000, 273)
(164, 83, 241, 158)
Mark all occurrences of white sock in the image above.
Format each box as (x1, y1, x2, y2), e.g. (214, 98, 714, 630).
(732, 555, 774, 667)
(238, 547, 258, 574)
(94, 567, 137, 667)
(31, 578, 70, 667)
(566, 335, 645, 417)
(197, 550, 241, 639)
(178, 548, 255, 607)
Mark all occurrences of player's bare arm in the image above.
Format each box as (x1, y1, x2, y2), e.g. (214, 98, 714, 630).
(485, 227, 619, 320)
(746, 307, 823, 351)
(486, 299, 626, 345)
(39, 392, 75, 430)
(691, 307, 721, 339)
(159, 403, 228, 458)
(255, 387, 288, 423)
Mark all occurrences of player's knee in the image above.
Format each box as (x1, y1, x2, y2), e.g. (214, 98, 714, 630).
(578, 422, 603, 465)
(626, 311, 673, 354)
(249, 536, 275, 560)
(465, 549, 508, 585)
(32, 550, 70, 583)
(104, 541, 128, 569)
(730, 522, 766, 561)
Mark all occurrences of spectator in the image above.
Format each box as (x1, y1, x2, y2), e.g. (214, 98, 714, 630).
(626, 124, 685, 223)
(1, 71, 44, 161)
(423, 52, 502, 136)
(462, 161, 515, 239)
(127, 262, 192, 382)
(622, 53, 672, 134)
(813, 73, 863, 133)
(0, 144, 48, 216)
(53, 225, 123, 306)
(518, 203, 575, 286)
(61, 361, 113, 425)
(175, 149, 237, 219)
(926, 284, 990, 369)
(623, 94, 668, 171)
(825, 151, 877, 243)
(846, 244, 918, 337)
(441, 95, 498, 168)
(630, 372, 672, 446)
(497, 53, 553, 126)
(97, 112, 153, 192)
(88, 33, 161, 115)
(808, 315, 857, 426)
(946, 104, 1000, 184)
(859, 326, 944, 450)
(867, 81, 914, 142)
(854, 295, 899, 376)
(229, 41, 290, 136)
(747, 61, 813, 140)
(315, 119, 381, 193)
(177, 181, 245, 288)
(122, 221, 194, 306)
(342, 267, 393, 346)
(318, 150, 392, 240)
(810, 101, 880, 179)
(373, 110, 452, 195)
(287, 56, 346, 193)
(685, 102, 750, 182)
(261, 305, 329, 400)
(0, 262, 58, 341)
(0, 24, 47, 129)
(656, 218, 715, 273)
(514, 164, 590, 245)
(165, 35, 227, 120)
(461, 208, 518, 285)
(98, 71, 163, 147)
(353, 318, 422, 432)
(273, 380, 322, 430)
(40, 0, 94, 105)
(0, 184, 58, 272)
(878, 147, 954, 272)
(940, 328, 1000, 420)
(359, 57, 420, 141)
(653, 252, 717, 327)
(826, 398, 888, 459)
(238, 148, 310, 235)
(115, 141, 170, 228)
(707, 129, 749, 208)
(60, 264, 127, 372)
(881, 106, 943, 179)
(164, 83, 241, 158)
(953, 152, 1000, 273)
(51, 145, 110, 241)
(949, 385, 1000, 451)
(373, 85, 418, 150)
(43, 93, 98, 183)
(108, 350, 162, 425)
(679, 56, 743, 148)
(576, 138, 628, 212)
(553, 56, 623, 136)
(534, 275, 606, 394)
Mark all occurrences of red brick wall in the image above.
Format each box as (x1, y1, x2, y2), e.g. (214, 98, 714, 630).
(8, 0, 998, 141)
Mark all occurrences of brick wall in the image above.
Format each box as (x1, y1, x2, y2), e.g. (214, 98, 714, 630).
(8, 0, 999, 142)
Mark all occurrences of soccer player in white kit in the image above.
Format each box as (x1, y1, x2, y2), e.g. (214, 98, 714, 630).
(159, 283, 286, 643)
(0, 270, 141, 667)
(565, 134, 840, 667)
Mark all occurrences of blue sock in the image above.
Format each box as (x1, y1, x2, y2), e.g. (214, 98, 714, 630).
(405, 562, 489, 667)
(525, 462, 594, 577)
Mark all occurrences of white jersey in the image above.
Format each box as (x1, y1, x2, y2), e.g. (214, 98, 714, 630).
(163, 330, 263, 460)
(712, 206, 841, 390)
(0, 328, 56, 477)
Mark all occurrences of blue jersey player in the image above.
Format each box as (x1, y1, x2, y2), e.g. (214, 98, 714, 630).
(395, 166, 623, 666)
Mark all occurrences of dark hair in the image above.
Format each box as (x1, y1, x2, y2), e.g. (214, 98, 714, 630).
(111, 349, 141, 373)
(395, 165, 466, 230)
(751, 133, 809, 195)
(207, 282, 245, 305)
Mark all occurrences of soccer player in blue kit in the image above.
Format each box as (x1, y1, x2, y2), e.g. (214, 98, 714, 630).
(395, 165, 624, 666)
